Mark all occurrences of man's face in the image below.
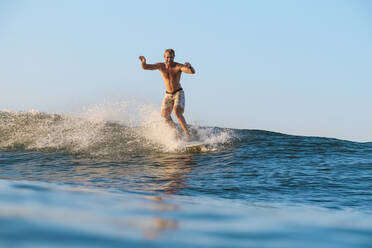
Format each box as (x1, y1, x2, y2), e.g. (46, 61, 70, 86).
(164, 52, 174, 64)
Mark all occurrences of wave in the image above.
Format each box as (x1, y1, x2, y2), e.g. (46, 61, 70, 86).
(2, 101, 370, 159)
(0, 103, 235, 158)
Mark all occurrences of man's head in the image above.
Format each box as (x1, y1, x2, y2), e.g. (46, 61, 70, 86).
(164, 49, 175, 64)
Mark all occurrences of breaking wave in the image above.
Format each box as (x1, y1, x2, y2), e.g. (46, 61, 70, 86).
(0, 102, 235, 158)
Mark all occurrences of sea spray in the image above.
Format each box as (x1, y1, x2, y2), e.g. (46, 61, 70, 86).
(0, 110, 106, 154)
(0, 101, 235, 157)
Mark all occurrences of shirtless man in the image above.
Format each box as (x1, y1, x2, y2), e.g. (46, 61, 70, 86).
(139, 49, 195, 141)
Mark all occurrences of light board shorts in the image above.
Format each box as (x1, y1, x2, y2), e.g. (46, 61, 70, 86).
(161, 90, 185, 111)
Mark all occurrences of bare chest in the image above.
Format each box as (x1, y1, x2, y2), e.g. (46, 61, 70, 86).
(160, 66, 181, 80)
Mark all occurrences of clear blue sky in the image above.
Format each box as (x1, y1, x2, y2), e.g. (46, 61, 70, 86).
(1, 0, 371, 142)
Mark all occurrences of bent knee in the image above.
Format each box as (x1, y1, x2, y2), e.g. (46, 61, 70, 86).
(161, 108, 171, 117)
(174, 107, 184, 116)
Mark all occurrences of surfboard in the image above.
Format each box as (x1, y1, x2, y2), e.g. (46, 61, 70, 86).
(184, 142, 207, 152)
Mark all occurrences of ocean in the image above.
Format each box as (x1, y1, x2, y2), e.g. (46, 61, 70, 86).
(0, 107, 372, 248)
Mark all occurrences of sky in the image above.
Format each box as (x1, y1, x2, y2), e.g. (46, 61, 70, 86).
(1, 0, 371, 142)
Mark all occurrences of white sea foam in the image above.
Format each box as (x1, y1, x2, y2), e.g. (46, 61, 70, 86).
(0, 100, 236, 155)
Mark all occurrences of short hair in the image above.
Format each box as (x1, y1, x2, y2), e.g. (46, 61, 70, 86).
(164, 48, 175, 57)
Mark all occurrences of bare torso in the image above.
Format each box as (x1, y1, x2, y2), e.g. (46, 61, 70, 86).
(158, 62, 183, 92)
(138, 55, 194, 93)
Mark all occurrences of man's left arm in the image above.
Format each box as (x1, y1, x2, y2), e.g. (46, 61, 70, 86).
(180, 62, 195, 74)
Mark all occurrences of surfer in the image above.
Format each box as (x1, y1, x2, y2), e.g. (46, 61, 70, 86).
(139, 49, 195, 141)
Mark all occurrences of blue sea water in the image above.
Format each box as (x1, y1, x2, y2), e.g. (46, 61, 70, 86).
(0, 110, 372, 247)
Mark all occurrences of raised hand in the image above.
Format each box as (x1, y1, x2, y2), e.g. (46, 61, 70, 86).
(139, 56, 146, 64)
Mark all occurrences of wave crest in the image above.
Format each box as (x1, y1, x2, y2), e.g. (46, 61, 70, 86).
(0, 103, 235, 157)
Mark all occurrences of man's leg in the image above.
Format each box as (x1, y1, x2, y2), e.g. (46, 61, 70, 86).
(161, 95, 178, 134)
(173, 91, 190, 141)
(174, 106, 190, 141)
(162, 107, 177, 129)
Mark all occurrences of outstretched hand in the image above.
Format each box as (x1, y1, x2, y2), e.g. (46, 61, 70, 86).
(184, 62, 191, 68)
(139, 56, 146, 63)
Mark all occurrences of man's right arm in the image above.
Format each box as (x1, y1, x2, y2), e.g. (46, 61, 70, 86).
(139, 56, 160, 70)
